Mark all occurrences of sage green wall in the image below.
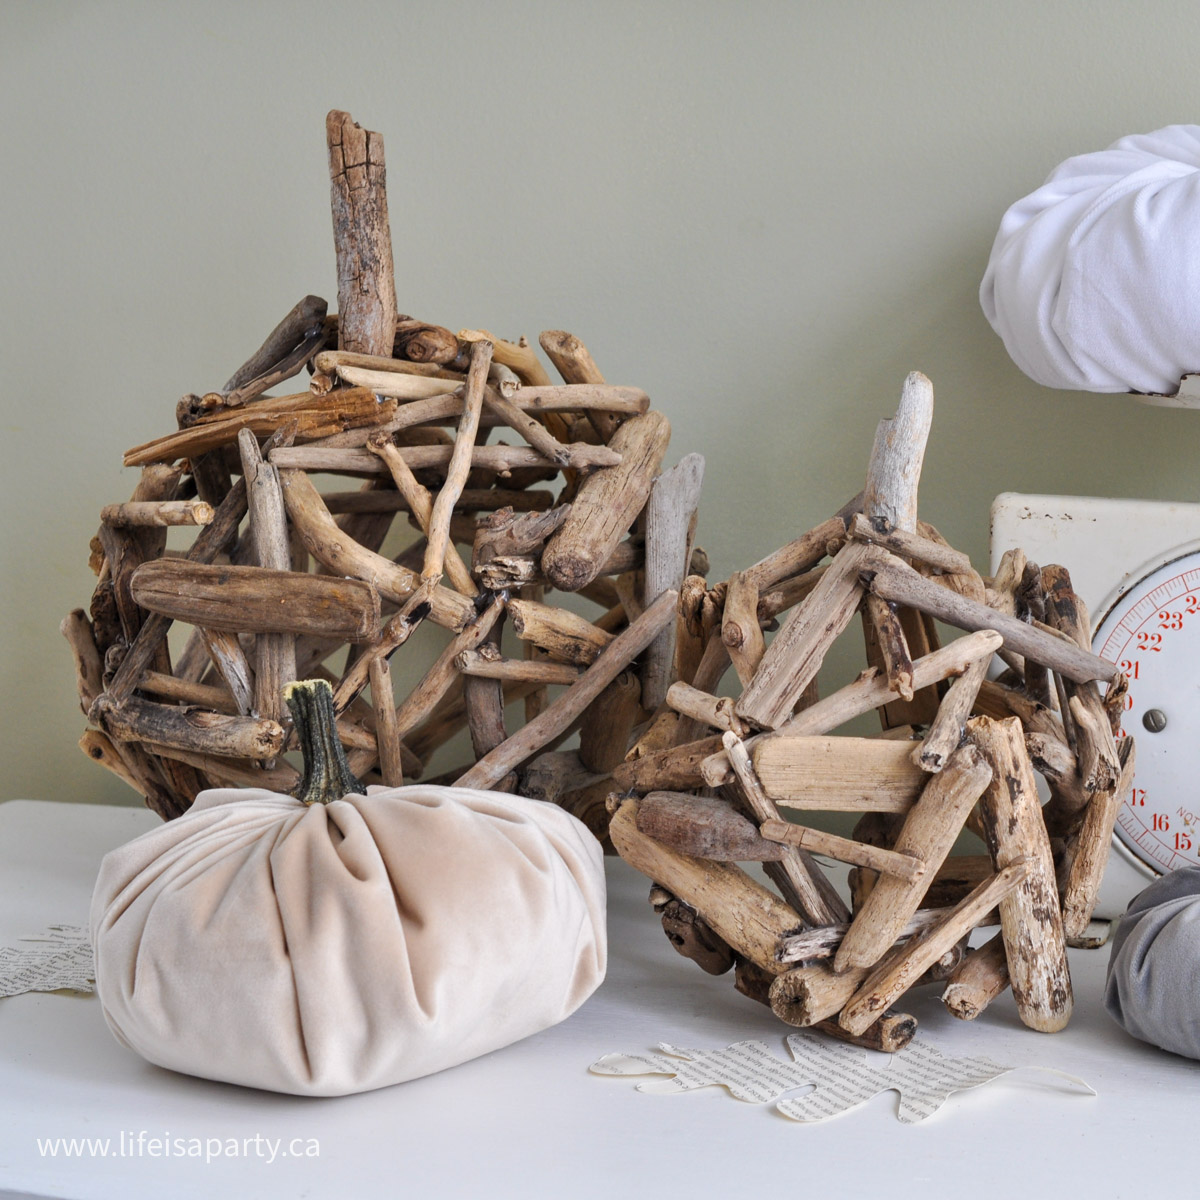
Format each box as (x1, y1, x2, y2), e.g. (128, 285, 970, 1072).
(5, 0, 1200, 806)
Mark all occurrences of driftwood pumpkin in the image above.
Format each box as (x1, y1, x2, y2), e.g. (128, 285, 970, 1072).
(89, 681, 607, 1096)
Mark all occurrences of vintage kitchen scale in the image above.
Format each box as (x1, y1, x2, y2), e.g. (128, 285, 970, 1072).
(991, 376, 1200, 923)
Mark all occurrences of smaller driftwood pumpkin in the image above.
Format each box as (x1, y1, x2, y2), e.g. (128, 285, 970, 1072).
(90, 680, 607, 1097)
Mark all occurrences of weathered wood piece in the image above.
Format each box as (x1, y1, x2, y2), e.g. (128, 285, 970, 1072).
(839, 861, 1028, 1036)
(327, 110, 396, 357)
(423, 339, 492, 584)
(651, 889, 737, 976)
(862, 593, 914, 701)
(751, 736, 929, 813)
(91, 693, 285, 761)
(129, 560, 380, 641)
(608, 799, 802, 972)
(735, 542, 874, 731)
(642, 453, 705, 709)
(455, 589, 677, 790)
(941, 931, 1011, 1021)
(578, 670, 642, 774)
(968, 715, 1074, 1033)
(507, 597, 613, 665)
(847, 512, 972, 576)
(1062, 736, 1137, 937)
(368, 656, 404, 786)
(238, 428, 297, 724)
(455, 648, 582, 686)
(758, 819, 925, 882)
(862, 372, 934, 532)
(538, 329, 622, 442)
(100, 500, 214, 528)
(612, 734, 725, 794)
(665, 682, 748, 736)
(912, 650, 991, 773)
(863, 547, 1119, 685)
(833, 743, 993, 973)
(223, 295, 329, 402)
(635, 792, 786, 861)
(722, 570, 766, 689)
(541, 411, 672, 593)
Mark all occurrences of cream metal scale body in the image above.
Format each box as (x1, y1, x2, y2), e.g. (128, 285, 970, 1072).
(991, 490, 1200, 920)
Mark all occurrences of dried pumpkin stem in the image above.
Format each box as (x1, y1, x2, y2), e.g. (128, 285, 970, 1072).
(284, 679, 363, 805)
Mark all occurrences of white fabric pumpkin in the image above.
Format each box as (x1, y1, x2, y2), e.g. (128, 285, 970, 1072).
(980, 124, 1200, 393)
(90, 779, 607, 1097)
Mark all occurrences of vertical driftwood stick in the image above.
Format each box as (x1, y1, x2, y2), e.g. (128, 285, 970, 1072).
(968, 715, 1073, 1033)
(642, 453, 705, 709)
(425, 340, 492, 583)
(238, 428, 297, 725)
(862, 372, 934, 532)
(722, 571, 766, 688)
(327, 110, 397, 357)
(368, 655, 405, 786)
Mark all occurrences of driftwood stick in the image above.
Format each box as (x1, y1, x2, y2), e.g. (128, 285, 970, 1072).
(768, 961, 871, 1027)
(912, 651, 991, 773)
(100, 500, 214, 528)
(578, 670, 642, 774)
(61, 610, 104, 712)
(271, 442, 563, 476)
(1042, 564, 1119, 793)
(137, 671, 236, 713)
(776, 905, 994, 965)
(862, 547, 1119, 685)
(480, 384, 621, 469)
(463, 620, 511, 783)
(723, 732, 849, 926)
(665, 682, 748, 736)
(198, 628, 255, 716)
(368, 656, 404, 786)
(612, 734, 725, 794)
(702, 630, 1002, 786)
(78, 729, 143, 794)
(759, 820, 925, 882)
(736, 542, 874, 730)
(455, 590, 677, 790)
(847, 512, 972, 575)
(332, 583, 433, 713)
(507, 597, 613, 665)
(743, 515, 847, 592)
(862, 371, 934, 531)
(642, 453, 705, 708)
(722, 570, 766, 688)
(455, 648, 582, 686)
(129, 559, 381, 641)
(223, 294, 329, 399)
(91, 693, 285, 761)
(425, 340, 492, 583)
(238, 428, 298, 724)
(1062, 737, 1137, 937)
(327, 110, 396, 356)
(636, 792, 787, 861)
(279, 468, 472, 630)
(321, 486, 552, 515)
(541, 410, 672, 593)
(389, 597, 505, 746)
(941, 931, 1011, 1020)
(538, 330, 623, 442)
(653, 890, 737, 976)
(968, 715, 1073, 1033)
(833, 743, 993, 973)
(751, 735, 928, 812)
(863, 593, 914, 701)
(608, 798, 802, 972)
(367, 433, 478, 597)
(839, 861, 1028, 1036)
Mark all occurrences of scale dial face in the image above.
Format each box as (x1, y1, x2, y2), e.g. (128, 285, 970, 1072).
(1093, 550, 1200, 874)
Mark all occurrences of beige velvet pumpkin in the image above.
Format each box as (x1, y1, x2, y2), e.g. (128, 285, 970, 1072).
(90, 780, 607, 1097)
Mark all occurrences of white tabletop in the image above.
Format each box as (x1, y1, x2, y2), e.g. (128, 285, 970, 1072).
(0, 797, 1197, 1200)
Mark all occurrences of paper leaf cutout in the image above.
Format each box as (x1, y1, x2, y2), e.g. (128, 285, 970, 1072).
(0, 925, 94, 998)
(591, 1032, 1094, 1124)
